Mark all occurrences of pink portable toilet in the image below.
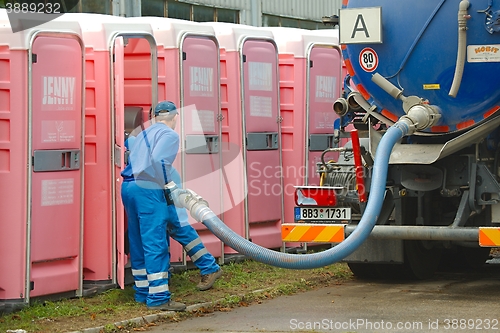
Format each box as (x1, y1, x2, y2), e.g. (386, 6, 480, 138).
(0, 10, 84, 312)
(269, 28, 342, 227)
(207, 22, 284, 252)
(147, 17, 224, 267)
(67, 13, 158, 291)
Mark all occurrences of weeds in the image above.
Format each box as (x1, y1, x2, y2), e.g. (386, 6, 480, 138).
(0, 260, 352, 333)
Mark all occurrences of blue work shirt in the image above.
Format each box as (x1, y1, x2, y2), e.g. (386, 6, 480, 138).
(121, 123, 179, 186)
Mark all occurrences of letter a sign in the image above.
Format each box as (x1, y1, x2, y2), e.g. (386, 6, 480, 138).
(339, 7, 382, 44)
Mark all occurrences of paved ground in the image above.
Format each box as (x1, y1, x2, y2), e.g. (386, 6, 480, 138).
(147, 260, 500, 333)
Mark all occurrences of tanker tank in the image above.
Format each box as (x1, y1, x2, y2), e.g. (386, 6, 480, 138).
(340, 0, 500, 134)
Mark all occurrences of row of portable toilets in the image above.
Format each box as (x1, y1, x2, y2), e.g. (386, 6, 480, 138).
(0, 9, 344, 311)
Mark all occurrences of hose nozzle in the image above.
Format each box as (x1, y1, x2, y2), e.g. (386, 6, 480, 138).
(175, 189, 209, 222)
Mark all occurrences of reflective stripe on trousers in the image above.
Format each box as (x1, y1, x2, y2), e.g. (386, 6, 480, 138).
(168, 223, 220, 276)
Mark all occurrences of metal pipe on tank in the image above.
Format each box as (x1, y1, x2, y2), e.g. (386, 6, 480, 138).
(372, 73, 403, 100)
(345, 225, 478, 242)
(449, 0, 471, 98)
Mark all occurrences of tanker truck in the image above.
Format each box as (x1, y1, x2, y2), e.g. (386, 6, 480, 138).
(174, 0, 500, 279)
(293, 0, 500, 279)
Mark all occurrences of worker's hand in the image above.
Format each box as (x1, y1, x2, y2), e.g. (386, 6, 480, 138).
(164, 181, 182, 207)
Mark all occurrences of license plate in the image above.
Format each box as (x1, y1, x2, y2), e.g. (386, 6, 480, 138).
(294, 207, 351, 221)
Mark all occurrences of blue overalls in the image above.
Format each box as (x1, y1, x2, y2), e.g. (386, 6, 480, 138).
(121, 123, 179, 307)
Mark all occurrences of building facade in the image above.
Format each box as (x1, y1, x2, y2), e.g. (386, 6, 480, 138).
(0, 0, 341, 29)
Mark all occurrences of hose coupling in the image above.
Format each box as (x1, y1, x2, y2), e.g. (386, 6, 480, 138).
(175, 189, 209, 221)
(399, 103, 441, 134)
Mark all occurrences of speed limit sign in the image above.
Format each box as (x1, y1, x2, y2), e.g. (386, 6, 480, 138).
(359, 48, 378, 72)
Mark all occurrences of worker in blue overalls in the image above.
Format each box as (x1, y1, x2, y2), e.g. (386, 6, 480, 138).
(124, 101, 222, 305)
(121, 100, 186, 311)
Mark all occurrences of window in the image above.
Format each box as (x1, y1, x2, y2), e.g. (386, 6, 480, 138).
(281, 17, 299, 28)
(164, 1, 239, 23)
(82, 0, 111, 15)
(263, 14, 328, 30)
(59, 0, 81, 13)
(193, 5, 214, 22)
(142, 0, 166, 17)
(262, 15, 280, 28)
(217, 8, 238, 24)
(167, 1, 190, 20)
(300, 20, 321, 30)
(67, 2, 82, 13)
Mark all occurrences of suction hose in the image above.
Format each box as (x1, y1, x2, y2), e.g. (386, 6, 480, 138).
(175, 122, 410, 270)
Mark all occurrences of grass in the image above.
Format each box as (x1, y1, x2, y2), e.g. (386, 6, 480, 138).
(0, 258, 353, 333)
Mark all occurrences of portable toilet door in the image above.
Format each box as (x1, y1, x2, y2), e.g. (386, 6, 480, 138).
(111, 31, 158, 288)
(179, 31, 224, 264)
(304, 31, 342, 187)
(241, 36, 284, 249)
(0, 14, 84, 311)
(28, 30, 85, 301)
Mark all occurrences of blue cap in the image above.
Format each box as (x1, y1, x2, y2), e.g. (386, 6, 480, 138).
(154, 100, 178, 116)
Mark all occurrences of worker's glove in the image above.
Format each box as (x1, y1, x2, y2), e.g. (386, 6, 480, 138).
(164, 181, 180, 207)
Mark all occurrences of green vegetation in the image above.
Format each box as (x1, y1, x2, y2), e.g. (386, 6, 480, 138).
(0, 259, 353, 332)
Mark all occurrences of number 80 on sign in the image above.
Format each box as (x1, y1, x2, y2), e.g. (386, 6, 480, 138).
(359, 47, 378, 72)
